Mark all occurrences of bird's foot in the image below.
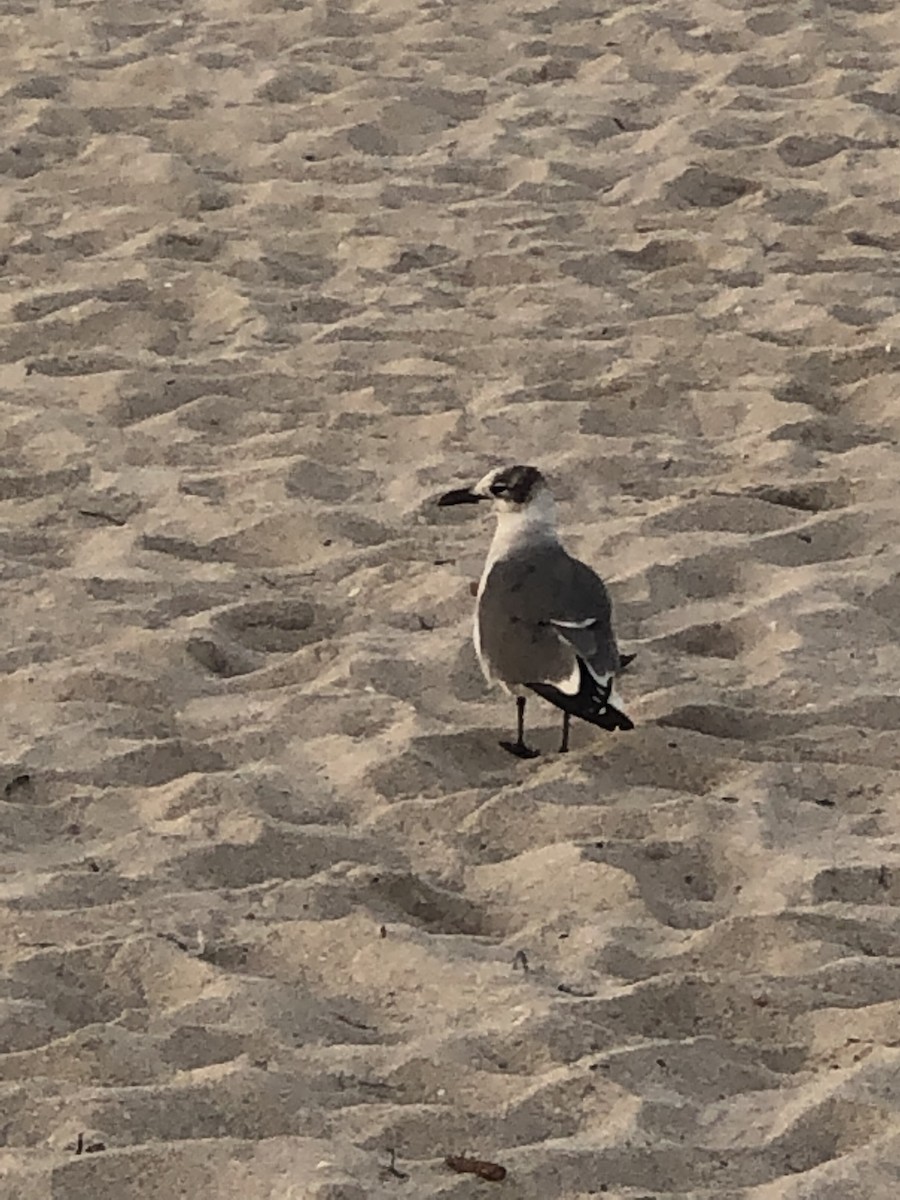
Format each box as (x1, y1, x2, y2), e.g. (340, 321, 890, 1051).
(500, 739, 540, 760)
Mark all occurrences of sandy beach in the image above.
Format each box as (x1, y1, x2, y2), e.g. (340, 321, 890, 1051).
(3, 0, 900, 1196)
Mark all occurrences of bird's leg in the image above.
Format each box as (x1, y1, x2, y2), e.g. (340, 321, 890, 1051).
(559, 711, 571, 754)
(500, 696, 539, 759)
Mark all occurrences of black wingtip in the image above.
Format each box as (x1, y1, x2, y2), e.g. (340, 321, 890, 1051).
(618, 651, 636, 671)
(527, 660, 634, 732)
(606, 706, 635, 732)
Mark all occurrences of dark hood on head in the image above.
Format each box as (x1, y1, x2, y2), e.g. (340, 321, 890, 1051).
(489, 465, 544, 504)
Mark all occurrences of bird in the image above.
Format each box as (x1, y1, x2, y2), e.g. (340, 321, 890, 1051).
(438, 463, 634, 758)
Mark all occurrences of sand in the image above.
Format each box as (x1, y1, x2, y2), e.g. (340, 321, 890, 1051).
(3, 0, 900, 1196)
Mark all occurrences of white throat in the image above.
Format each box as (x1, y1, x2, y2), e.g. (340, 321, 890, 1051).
(481, 491, 559, 582)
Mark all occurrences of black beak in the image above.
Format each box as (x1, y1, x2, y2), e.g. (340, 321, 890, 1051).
(438, 487, 483, 507)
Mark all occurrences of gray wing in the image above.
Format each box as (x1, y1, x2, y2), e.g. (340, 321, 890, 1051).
(545, 554, 621, 678)
(479, 543, 620, 684)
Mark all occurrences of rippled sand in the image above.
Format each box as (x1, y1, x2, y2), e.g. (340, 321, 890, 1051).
(3, 1, 900, 1196)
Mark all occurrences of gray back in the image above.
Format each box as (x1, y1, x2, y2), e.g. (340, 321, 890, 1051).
(478, 541, 619, 685)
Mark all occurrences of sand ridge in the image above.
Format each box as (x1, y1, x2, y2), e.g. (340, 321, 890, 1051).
(3, 0, 900, 1196)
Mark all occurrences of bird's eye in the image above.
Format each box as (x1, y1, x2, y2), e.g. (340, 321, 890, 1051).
(490, 481, 507, 496)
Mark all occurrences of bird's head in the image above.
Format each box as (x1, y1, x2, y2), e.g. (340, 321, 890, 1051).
(438, 464, 548, 512)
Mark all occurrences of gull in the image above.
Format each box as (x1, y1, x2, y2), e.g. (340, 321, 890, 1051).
(438, 464, 634, 758)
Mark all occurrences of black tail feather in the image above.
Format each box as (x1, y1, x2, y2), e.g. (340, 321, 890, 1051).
(527, 660, 634, 732)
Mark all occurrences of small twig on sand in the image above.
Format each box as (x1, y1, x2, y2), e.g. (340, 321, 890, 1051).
(445, 1155, 507, 1182)
(383, 1148, 409, 1181)
(77, 508, 127, 526)
(557, 982, 597, 998)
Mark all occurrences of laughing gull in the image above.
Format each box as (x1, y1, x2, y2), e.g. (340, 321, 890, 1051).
(439, 464, 634, 758)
